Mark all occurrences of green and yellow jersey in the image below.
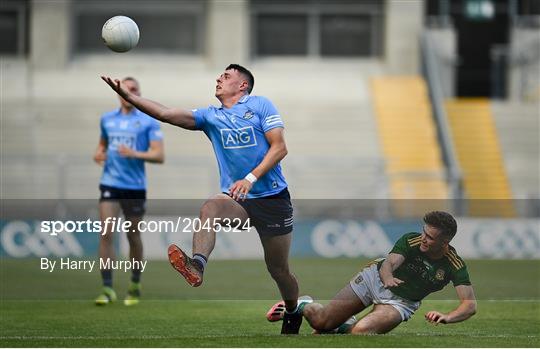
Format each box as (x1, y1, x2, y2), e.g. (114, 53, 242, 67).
(377, 233, 471, 302)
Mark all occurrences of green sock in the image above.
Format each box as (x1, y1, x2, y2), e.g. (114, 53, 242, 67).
(297, 302, 308, 314)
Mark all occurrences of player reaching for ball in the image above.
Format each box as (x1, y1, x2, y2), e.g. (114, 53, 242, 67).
(101, 65, 302, 334)
(267, 211, 477, 335)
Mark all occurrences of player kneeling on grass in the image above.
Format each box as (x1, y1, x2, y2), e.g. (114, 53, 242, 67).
(267, 211, 477, 334)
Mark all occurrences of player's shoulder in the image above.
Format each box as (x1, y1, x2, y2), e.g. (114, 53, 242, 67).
(246, 95, 274, 108)
(402, 232, 422, 245)
(444, 245, 467, 270)
(193, 105, 217, 114)
(248, 95, 269, 102)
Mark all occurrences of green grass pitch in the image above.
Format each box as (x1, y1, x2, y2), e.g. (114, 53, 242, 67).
(1, 258, 539, 347)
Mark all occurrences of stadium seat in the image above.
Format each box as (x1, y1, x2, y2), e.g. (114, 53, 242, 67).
(371, 76, 449, 216)
(445, 99, 515, 217)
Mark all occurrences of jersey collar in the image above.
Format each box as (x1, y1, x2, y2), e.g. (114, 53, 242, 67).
(116, 107, 139, 117)
(219, 94, 250, 109)
(238, 94, 250, 103)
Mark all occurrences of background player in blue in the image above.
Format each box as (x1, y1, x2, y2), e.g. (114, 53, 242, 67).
(101, 65, 302, 334)
(93, 77, 164, 306)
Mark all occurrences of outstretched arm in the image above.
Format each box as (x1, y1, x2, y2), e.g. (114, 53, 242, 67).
(425, 285, 477, 325)
(379, 253, 406, 288)
(229, 128, 288, 200)
(101, 76, 196, 130)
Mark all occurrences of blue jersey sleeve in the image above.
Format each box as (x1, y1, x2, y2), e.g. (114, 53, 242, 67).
(148, 119, 163, 141)
(192, 107, 210, 131)
(257, 97, 284, 133)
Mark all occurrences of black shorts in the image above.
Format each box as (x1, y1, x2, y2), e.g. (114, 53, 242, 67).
(99, 184, 146, 218)
(236, 188, 293, 236)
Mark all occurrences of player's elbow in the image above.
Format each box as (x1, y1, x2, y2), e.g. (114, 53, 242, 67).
(159, 108, 182, 127)
(465, 299, 477, 318)
(278, 143, 288, 159)
(469, 301, 477, 317)
(155, 151, 165, 164)
(158, 109, 173, 125)
(150, 148, 165, 164)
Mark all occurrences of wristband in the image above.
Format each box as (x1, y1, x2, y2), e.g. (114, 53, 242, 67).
(245, 172, 258, 184)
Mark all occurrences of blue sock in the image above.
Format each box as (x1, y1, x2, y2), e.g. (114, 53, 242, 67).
(101, 269, 112, 287)
(192, 253, 207, 272)
(131, 269, 141, 283)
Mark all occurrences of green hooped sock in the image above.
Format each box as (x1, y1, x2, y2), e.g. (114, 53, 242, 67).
(336, 322, 352, 334)
(297, 302, 308, 314)
(285, 300, 309, 315)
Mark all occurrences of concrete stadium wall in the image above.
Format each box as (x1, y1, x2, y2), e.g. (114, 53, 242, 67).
(3, 0, 426, 200)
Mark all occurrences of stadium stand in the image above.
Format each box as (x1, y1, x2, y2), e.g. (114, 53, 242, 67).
(445, 99, 515, 217)
(370, 76, 451, 217)
(371, 76, 449, 200)
(1, 70, 387, 202)
(492, 101, 539, 201)
(2, 0, 538, 219)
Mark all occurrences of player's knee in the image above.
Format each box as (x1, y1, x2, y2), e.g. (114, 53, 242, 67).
(126, 231, 141, 245)
(308, 313, 335, 331)
(199, 205, 216, 223)
(100, 232, 114, 243)
(200, 196, 225, 218)
(303, 305, 332, 331)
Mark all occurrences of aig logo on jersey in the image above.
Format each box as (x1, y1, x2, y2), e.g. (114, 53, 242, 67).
(109, 133, 136, 151)
(220, 126, 257, 149)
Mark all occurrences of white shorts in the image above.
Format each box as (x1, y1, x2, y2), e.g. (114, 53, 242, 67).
(349, 264, 421, 321)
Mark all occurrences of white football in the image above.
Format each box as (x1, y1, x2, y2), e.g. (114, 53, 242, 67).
(101, 16, 140, 53)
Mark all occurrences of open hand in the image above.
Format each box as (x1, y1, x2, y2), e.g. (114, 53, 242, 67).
(229, 179, 253, 201)
(101, 76, 129, 99)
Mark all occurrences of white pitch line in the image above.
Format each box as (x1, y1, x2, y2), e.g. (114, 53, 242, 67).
(390, 333, 539, 339)
(1, 333, 538, 340)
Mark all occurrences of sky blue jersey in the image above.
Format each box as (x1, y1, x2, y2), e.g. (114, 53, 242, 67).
(192, 95, 288, 198)
(100, 108, 163, 190)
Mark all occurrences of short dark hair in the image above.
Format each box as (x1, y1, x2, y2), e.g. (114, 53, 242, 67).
(226, 64, 254, 94)
(423, 211, 457, 241)
(122, 76, 139, 85)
